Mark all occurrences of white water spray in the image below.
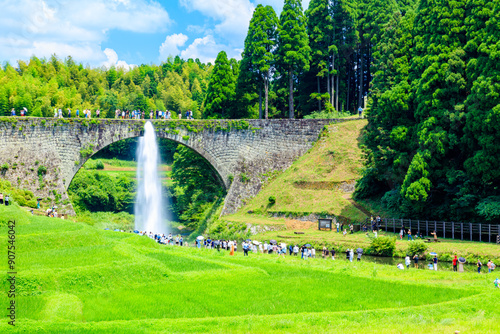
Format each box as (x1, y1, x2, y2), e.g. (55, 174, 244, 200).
(135, 122, 170, 234)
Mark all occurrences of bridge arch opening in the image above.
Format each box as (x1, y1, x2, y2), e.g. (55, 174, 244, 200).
(67, 134, 227, 230)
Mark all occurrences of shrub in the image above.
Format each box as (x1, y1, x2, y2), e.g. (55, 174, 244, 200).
(369, 236, 396, 257)
(95, 160, 105, 170)
(182, 135, 190, 141)
(268, 196, 276, 204)
(37, 165, 47, 176)
(407, 240, 428, 256)
(240, 173, 250, 183)
(1, 163, 8, 171)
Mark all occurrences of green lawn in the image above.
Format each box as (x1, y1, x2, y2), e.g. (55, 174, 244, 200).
(1, 204, 499, 333)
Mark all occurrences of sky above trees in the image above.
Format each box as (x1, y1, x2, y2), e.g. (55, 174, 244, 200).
(0, 0, 310, 68)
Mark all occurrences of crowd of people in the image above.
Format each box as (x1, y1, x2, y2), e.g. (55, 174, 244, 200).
(7, 107, 195, 120)
(114, 109, 194, 120)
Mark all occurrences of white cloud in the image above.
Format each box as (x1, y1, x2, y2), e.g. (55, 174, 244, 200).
(159, 33, 189, 59)
(180, 0, 254, 44)
(0, 0, 171, 66)
(103, 48, 136, 70)
(178, 35, 241, 63)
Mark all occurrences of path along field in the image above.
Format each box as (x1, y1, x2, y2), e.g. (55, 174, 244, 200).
(1, 204, 499, 333)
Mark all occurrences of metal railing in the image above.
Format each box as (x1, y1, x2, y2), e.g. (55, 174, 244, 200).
(377, 218, 500, 243)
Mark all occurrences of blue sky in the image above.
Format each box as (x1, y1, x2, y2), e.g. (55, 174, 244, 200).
(0, 0, 310, 68)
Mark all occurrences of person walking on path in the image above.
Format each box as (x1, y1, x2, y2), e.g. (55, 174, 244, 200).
(413, 254, 419, 269)
(453, 256, 458, 272)
(477, 259, 482, 274)
(405, 255, 411, 269)
(433, 255, 438, 271)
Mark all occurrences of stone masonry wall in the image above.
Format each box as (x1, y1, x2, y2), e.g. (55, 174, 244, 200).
(0, 117, 357, 216)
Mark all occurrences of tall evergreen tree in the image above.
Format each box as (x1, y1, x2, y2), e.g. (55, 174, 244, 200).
(203, 51, 236, 118)
(305, 0, 333, 113)
(276, 0, 311, 118)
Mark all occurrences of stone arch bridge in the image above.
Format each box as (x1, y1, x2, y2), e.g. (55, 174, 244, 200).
(0, 117, 353, 215)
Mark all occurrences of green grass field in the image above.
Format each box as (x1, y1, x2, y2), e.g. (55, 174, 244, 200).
(1, 204, 499, 333)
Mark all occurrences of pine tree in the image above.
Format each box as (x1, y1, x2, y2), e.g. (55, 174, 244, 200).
(203, 51, 236, 118)
(276, 0, 311, 118)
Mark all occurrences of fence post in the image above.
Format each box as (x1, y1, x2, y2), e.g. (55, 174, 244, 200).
(393, 218, 395, 233)
(461, 223, 463, 241)
(434, 221, 437, 234)
(470, 223, 472, 241)
(479, 223, 482, 242)
(452, 222, 454, 240)
(409, 219, 412, 232)
(426, 221, 428, 236)
(443, 222, 446, 238)
(489, 224, 491, 243)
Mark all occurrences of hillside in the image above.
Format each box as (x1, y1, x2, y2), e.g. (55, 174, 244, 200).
(1, 203, 499, 333)
(224, 119, 369, 225)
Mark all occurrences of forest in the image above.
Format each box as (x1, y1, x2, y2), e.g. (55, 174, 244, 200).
(2, 0, 500, 224)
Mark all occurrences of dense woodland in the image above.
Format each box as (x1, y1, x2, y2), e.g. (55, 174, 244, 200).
(3, 0, 500, 224)
(355, 0, 500, 223)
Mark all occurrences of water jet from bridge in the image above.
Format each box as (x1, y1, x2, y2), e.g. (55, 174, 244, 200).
(134, 121, 170, 234)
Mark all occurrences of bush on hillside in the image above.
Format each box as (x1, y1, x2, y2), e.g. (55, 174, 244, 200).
(369, 236, 396, 257)
(407, 240, 428, 256)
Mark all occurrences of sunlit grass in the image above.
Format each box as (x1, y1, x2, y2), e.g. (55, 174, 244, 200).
(0, 204, 498, 333)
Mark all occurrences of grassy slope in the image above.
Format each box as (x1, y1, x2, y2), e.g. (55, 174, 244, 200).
(225, 119, 369, 225)
(1, 204, 499, 333)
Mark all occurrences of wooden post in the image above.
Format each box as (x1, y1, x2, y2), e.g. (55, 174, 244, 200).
(452, 222, 454, 240)
(409, 219, 412, 232)
(393, 218, 395, 233)
(434, 221, 437, 234)
(417, 220, 420, 234)
(426, 221, 428, 236)
(479, 223, 482, 242)
(470, 223, 472, 241)
(443, 222, 446, 238)
(489, 224, 491, 243)
(461, 223, 463, 241)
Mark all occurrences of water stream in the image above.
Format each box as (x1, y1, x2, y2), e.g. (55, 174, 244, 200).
(134, 121, 170, 234)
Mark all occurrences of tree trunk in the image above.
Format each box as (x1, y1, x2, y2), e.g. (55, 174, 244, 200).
(327, 70, 331, 108)
(335, 73, 339, 111)
(264, 71, 269, 119)
(258, 86, 263, 119)
(359, 47, 363, 108)
(288, 67, 294, 119)
(317, 76, 321, 112)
